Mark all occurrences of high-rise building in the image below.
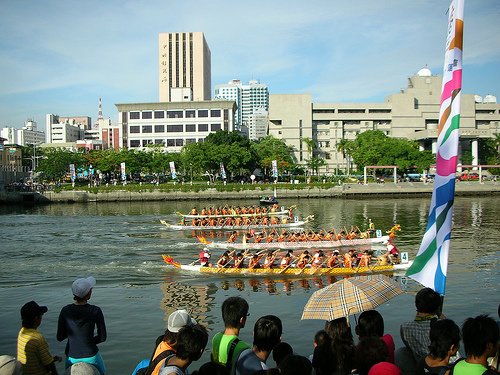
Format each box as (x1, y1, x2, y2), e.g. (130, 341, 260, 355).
(1, 119, 45, 146)
(159, 32, 211, 102)
(214, 79, 269, 134)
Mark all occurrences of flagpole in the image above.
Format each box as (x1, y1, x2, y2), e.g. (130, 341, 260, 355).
(406, 0, 464, 306)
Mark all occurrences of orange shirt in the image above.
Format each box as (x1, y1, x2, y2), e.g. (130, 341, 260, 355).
(151, 341, 175, 375)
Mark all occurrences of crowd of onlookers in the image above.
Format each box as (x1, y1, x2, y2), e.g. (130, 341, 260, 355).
(1, 278, 499, 375)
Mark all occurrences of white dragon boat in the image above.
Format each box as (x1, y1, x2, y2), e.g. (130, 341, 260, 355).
(160, 215, 313, 231)
(206, 235, 390, 251)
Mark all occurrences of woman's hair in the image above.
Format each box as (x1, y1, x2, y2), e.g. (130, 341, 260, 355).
(319, 317, 355, 374)
(356, 310, 385, 338)
(354, 336, 389, 375)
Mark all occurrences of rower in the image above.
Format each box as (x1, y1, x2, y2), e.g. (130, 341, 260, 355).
(199, 248, 211, 267)
(227, 231, 238, 243)
(263, 250, 278, 269)
(327, 250, 340, 268)
(358, 250, 371, 267)
(190, 207, 198, 215)
(311, 250, 325, 268)
(217, 251, 231, 268)
(248, 253, 263, 269)
(297, 250, 311, 269)
(343, 249, 355, 268)
(280, 250, 294, 268)
(233, 252, 245, 268)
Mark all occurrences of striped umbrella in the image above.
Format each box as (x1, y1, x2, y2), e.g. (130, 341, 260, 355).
(301, 274, 403, 320)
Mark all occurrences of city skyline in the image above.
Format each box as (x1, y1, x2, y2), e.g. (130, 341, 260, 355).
(1, 0, 499, 128)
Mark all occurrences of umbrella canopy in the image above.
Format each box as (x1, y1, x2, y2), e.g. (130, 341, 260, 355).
(301, 274, 403, 320)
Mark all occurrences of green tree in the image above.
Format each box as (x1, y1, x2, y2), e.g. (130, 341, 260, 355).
(37, 148, 84, 181)
(251, 136, 295, 175)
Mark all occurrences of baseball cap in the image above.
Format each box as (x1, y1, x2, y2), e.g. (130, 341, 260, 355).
(167, 309, 197, 333)
(20, 301, 48, 321)
(65, 362, 100, 375)
(72, 276, 96, 298)
(0, 355, 21, 375)
(368, 362, 402, 375)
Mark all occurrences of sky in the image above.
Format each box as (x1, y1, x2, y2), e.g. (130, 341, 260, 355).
(1, 0, 499, 128)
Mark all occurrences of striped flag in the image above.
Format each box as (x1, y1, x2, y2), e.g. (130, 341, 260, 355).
(406, 0, 464, 296)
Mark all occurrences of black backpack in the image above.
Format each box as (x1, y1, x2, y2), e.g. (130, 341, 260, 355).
(136, 334, 175, 375)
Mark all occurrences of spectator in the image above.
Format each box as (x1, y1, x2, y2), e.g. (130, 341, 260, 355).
(133, 309, 198, 375)
(235, 315, 282, 375)
(191, 361, 228, 375)
(17, 301, 61, 375)
(278, 354, 312, 375)
(313, 317, 355, 375)
(368, 362, 402, 375)
(308, 330, 330, 362)
(451, 315, 499, 375)
(57, 276, 107, 374)
(400, 288, 442, 363)
(356, 310, 395, 363)
(0, 355, 22, 375)
(65, 362, 100, 375)
(354, 336, 389, 375)
(158, 324, 209, 375)
(415, 319, 460, 375)
(272, 342, 293, 367)
(211, 297, 251, 374)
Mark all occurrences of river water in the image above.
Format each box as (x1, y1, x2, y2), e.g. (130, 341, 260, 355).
(0, 196, 498, 374)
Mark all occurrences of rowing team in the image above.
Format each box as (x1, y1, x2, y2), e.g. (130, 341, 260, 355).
(182, 215, 291, 227)
(189, 203, 284, 216)
(197, 244, 400, 269)
(227, 227, 373, 244)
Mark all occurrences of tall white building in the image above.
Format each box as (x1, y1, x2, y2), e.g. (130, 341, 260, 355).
(159, 32, 211, 103)
(45, 115, 90, 144)
(1, 119, 45, 146)
(214, 79, 269, 134)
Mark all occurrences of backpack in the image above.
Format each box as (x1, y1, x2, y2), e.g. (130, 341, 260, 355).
(211, 333, 249, 375)
(136, 334, 175, 375)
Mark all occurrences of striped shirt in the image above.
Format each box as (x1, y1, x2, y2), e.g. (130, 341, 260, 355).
(17, 327, 54, 375)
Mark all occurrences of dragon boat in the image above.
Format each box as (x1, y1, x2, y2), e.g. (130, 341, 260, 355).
(162, 254, 412, 276)
(160, 215, 313, 231)
(176, 207, 291, 219)
(206, 235, 390, 251)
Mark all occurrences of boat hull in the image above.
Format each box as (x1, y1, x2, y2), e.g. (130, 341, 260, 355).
(207, 236, 390, 250)
(171, 262, 412, 276)
(160, 220, 307, 231)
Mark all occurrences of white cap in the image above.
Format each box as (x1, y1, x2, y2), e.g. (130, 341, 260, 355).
(167, 309, 197, 333)
(65, 362, 100, 375)
(72, 276, 96, 298)
(0, 355, 21, 375)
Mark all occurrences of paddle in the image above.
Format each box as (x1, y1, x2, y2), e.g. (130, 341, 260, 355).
(298, 259, 314, 274)
(278, 257, 297, 274)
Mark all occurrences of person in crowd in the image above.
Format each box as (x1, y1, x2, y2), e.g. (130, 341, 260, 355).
(367, 362, 402, 375)
(211, 297, 251, 374)
(451, 314, 499, 375)
(313, 317, 355, 375)
(308, 330, 330, 362)
(415, 319, 460, 375)
(0, 355, 22, 375)
(191, 361, 228, 375)
(134, 309, 198, 375)
(343, 249, 355, 268)
(158, 324, 208, 375)
(278, 354, 312, 375)
(272, 342, 293, 367)
(65, 362, 100, 375)
(354, 336, 389, 375)
(57, 276, 107, 375)
(356, 310, 395, 363)
(400, 287, 442, 363)
(235, 315, 282, 375)
(17, 300, 61, 375)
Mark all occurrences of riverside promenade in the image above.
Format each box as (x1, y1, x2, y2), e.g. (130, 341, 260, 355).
(1, 181, 499, 204)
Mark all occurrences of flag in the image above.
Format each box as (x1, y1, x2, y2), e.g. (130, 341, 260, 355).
(120, 162, 126, 181)
(220, 162, 226, 180)
(69, 164, 76, 182)
(406, 0, 464, 296)
(169, 161, 177, 179)
(272, 160, 278, 178)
